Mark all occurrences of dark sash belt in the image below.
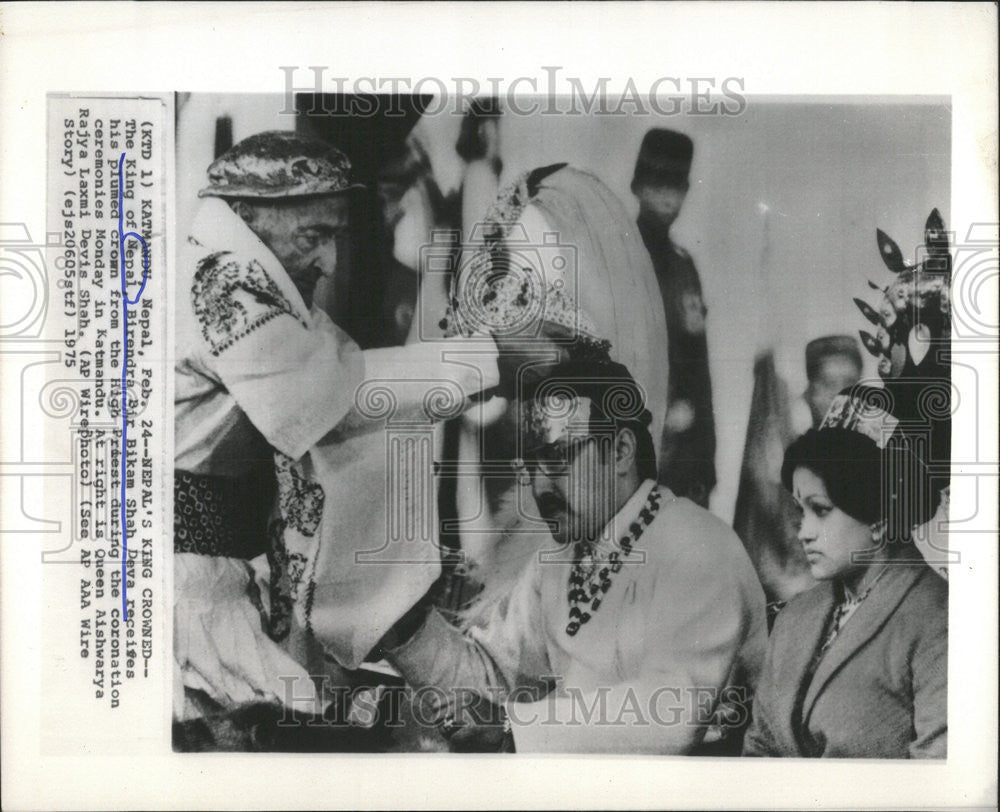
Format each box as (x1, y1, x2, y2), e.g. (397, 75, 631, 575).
(174, 469, 276, 559)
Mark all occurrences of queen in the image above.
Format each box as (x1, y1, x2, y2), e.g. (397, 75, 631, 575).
(744, 212, 950, 758)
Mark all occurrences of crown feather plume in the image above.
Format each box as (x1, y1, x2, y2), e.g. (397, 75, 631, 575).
(924, 208, 947, 249)
(923, 208, 951, 273)
(859, 330, 882, 357)
(876, 228, 908, 274)
(854, 297, 885, 327)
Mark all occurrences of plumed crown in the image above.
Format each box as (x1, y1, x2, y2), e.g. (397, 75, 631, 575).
(440, 163, 610, 356)
(855, 209, 951, 380)
(846, 209, 952, 480)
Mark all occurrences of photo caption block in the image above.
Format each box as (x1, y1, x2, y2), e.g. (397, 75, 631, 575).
(39, 94, 170, 753)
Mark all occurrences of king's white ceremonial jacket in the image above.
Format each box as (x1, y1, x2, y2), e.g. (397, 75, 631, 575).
(389, 479, 767, 753)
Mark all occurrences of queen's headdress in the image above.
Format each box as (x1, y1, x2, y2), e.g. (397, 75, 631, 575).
(823, 209, 953, 478)
(854, 209, 951, 381)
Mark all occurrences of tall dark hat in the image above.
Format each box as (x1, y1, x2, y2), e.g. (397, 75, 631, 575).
(805, 335, 863, 383)
(631, 129, 693, 191)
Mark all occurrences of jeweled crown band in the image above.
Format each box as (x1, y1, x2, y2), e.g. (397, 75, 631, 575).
(819, 392, 899, 449)
(521, 393, 594, 452)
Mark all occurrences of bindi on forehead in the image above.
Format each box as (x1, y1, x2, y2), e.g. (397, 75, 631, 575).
(793, 468, 830, 499)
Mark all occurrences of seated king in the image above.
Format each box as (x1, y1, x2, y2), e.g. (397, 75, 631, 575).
(380, 358, 767, 754)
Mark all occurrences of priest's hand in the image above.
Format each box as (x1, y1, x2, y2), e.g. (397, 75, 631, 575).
(361, 336, 499, 403)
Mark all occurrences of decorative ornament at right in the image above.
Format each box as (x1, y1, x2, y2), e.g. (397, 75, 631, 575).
(855, 208, 952, 380)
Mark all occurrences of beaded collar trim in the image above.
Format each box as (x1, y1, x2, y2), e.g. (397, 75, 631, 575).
(565, 485, 662, 637)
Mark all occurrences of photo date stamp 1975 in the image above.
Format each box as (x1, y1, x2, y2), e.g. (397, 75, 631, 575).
(32, 94, 170, 748)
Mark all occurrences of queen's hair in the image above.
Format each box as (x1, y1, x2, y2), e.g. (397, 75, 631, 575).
(781, 427, 941, 542)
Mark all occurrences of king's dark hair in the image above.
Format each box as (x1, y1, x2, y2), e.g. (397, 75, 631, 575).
(525, 358, 658, 482)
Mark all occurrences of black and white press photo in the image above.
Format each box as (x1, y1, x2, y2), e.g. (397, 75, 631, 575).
(171, 91, 952, 757)
(2, 3, 996, 810)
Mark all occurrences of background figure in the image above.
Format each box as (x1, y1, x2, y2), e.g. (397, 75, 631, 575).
(411, 98, 505, 342)
(632, 129, 717, 508)
(737, 336, 863, 611)
(297, 93, 436, 348)
(733, 351, 815, 614)
(376, 136, 454, 346)
(456, 97, 503, 246)
(791, 335, 864, 435)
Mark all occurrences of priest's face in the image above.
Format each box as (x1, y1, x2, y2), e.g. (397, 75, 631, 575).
(527, 432, 619, 547)
(234, 194, 350, 309)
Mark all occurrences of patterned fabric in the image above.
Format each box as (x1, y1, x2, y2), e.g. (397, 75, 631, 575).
(275, 451, 324, 536)
(820, 390, 899, 449)
(192, 251, 306, 356)
(264, 517, 293, 642)
(176, 198, 364, 468)
(173, 469, 274, 558)
(266, 453, 326, 642)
